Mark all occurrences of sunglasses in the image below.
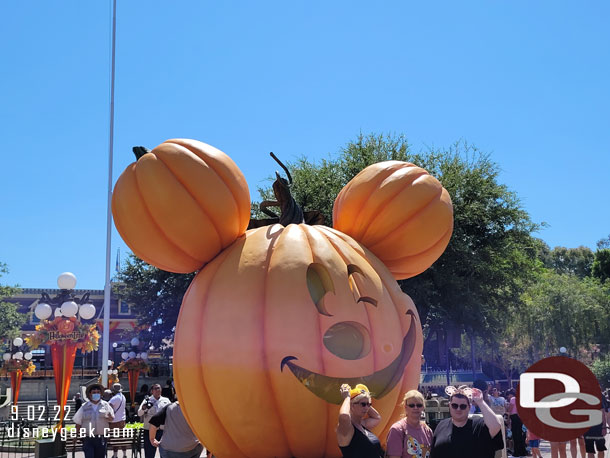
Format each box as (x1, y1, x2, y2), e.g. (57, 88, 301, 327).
(407, 403, 424, 408)
(354, 402, 371, 407)
(450, 403, 469, 410)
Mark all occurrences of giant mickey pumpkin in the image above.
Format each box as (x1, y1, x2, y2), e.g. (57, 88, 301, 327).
(112, 139, 453, 458)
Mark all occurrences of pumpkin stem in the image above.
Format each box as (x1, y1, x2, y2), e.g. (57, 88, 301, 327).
(270, 152, 293, 184)
(132, 146, 151, 160)
(259, 153, 304, 226)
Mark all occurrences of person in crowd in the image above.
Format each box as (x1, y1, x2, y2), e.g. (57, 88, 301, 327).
(386, 389, 433, 458)
(74, 392, 83, 412)
(569, 437, 586, 458)
(109, 383, 127, 458)
(161, 379, 176, 402)
(489, 387, 506, 415)
(506, 388, 527, 457)
(526, 429, 542, 458)
(430, 385, 503, 458)
(149, 398, 203, 458)
(103, 389, 113, 401)
(550, 441, 567, 458)
(139, 383, 171, 458)
(135, 384, 149, 405)
(337, 383, 383, 457)
(583, 391, 609, 458)
(73, 383, 115, 458)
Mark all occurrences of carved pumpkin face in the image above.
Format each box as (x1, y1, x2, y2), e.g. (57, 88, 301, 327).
(57, 319, 75, 335)
(173, 224, 423, 457)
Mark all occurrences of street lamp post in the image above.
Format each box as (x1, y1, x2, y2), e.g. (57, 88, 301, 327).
(32, 272, 98, 429)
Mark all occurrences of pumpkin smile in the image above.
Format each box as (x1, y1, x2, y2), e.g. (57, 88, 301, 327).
(281, 310, 417, 405)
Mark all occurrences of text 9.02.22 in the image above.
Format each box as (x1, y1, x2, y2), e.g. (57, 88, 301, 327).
(11, 405, 71, 421)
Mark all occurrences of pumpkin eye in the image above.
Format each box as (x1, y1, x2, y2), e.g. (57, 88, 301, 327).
(307, 263, 335, 316)
(323, 321, 371, 360)
(347, 264, 378, 307)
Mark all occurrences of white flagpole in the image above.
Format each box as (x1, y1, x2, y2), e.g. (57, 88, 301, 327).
(102, 0, 117, 387)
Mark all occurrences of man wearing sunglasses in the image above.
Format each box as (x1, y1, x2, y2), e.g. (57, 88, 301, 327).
(430, 388, 503, 458)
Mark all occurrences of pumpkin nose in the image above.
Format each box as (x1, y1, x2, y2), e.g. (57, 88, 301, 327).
(323, 321, 371, 360)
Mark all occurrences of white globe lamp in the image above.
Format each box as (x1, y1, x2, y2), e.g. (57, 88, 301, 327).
(57, 272, 77, 290)
(13, 337, 23, 347)
(35, 303, 52, 320)
(60, 301, 79, 317)
(78, 303, 96, 320)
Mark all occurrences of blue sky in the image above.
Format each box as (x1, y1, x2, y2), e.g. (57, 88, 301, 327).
(1, 1, 609, 289)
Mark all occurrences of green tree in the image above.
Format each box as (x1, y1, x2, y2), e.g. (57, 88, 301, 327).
(590, 356, 610, 390)
(520, 270, 610, 357)
(115, 256, 194, 352)
(542, 245, 595, 278)
(0, 263, 26, 350)
(597, 234, 610, 250)
(592, 249, 610, 283)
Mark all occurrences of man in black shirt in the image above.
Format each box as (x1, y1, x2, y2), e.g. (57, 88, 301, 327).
(431, 387, 504, 458)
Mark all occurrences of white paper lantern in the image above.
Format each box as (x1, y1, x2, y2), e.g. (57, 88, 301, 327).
(121, 352, 129, 360)
(14, 352, 23, 360)
(140, 352, 148, 360)
(35, 303, 53, 320)
(112, 369, 118, 375)
(13, 337, 23, 347)
(78, 303, 96, 320)
(24, 352, 33, 360)
(108, 360, 114, 367)
(128, 351, 136, 359)
(54, 307, 63, 318)
(60, 301, 78, 317)
(559, 346, 567, 354)
(130, 337, 140, 347)
(57, 272, 77, 290)
(2, 353, 11, 361)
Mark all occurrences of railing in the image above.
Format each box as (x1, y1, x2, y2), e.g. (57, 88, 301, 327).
(0, 420, 39, 458)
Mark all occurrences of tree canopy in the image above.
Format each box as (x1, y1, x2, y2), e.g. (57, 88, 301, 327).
(0, 263, 26, 350)
(115, 256, 194, 353)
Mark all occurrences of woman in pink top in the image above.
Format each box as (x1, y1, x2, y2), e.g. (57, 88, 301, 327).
(386, 390, 433, 458)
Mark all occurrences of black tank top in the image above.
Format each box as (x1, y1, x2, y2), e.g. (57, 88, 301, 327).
(339, 425, 382, 457)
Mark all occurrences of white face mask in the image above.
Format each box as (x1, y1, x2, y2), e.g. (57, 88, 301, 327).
(91, 393, 101, 401)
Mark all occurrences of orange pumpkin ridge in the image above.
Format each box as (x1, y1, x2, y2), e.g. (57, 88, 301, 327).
(364, 184, 445, 255)
(174, 242, 248, 458)
(112, 166, 203, 272)
(151, 150, 227, 249)
(167, 139, 250, 232)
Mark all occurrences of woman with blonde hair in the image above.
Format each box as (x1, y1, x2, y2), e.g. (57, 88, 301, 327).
(386, 389, 433, 458)
(337, 383, 383, 457)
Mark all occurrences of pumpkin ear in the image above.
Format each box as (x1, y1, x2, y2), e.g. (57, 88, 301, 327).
(333, 161, 453, 280)
(112, 139, 251, 273)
